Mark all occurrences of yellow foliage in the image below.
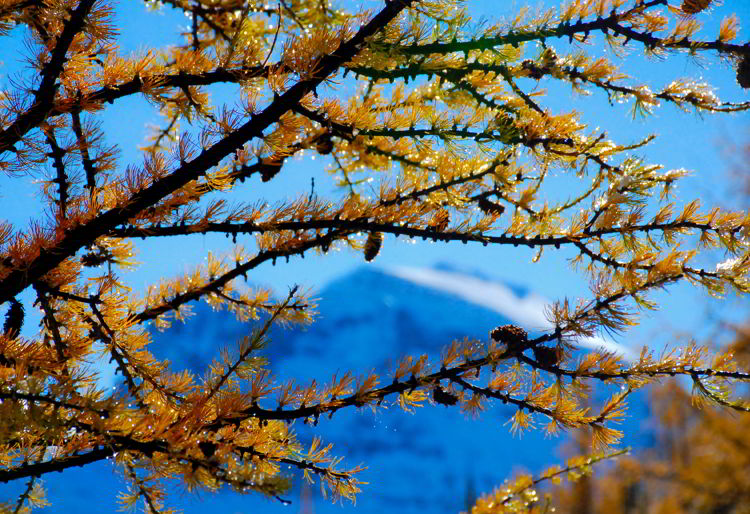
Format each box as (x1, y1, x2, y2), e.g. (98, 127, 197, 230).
(0, 0, 750, 511)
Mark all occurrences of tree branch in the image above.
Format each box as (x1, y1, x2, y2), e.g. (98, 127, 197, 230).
(0, 0, 97, 154)
(0, 0, 418, 304)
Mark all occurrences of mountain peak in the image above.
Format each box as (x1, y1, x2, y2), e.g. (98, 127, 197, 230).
(381, 264, 633, 359)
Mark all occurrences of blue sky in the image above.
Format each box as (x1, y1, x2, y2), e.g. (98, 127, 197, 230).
(1, 0, 749, 348)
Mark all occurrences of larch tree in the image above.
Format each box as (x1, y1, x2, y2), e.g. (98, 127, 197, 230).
(0, 0, 749, 512)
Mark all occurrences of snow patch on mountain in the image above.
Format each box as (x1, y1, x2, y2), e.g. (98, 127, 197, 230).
(385, 265, 635, 360)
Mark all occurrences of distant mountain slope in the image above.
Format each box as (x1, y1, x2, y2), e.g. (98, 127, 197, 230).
(5, 266, 648, 514)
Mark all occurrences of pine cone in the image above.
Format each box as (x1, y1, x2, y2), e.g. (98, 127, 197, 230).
(260, 156, 285, 182)
(478, 197, 505, 216)
(364, 232, 383, 262)
(198, 441, 217, 458)
(490, 324, 527, 346)
(680, 0, 712, 15)
(315, 132, 334, 155)
(432, 386, 459, 406)
(3, 299, 24, 339)
(532, 345, 560, 367)
(737, 56, 750, 90)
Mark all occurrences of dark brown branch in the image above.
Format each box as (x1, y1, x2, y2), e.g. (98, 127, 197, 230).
(205, 287, 298, 400)
(12, 473, 36, 514)
(498, 66, 543, 114)
(544, 64, 750, 113)
(499, 448, 629, 506)
(235, 444, 353, 483)
(386, 0, 749, 58)
(0, 447, 114, 483)
(145, 111, 180, 154)
(70, 111, 97, 193)
(351, 62, 750, 113)
(195, 121, 328, 194)
(358, 127, 570, 147)
(84, 311, 141, 400)
(91, 301, 183, 404)
(33, 285, 68, 362)
(0, 418, 336, 497)
(605, 19, 750, 58)
(572, 239, 723, 281)
(112, 218, 556, 250)
(200, 331, 559, 430)
(178, 2, 276, 17)
(279, 0, 306, 32)
(50, 67, 272, 116)
(451, 376, 561, 420)
(191, 7, 200, 51)
(213, 288, 308, 312)
(291, 104, 435, 171)
(125, 465, 164, 514)
(199, 279, 693, 431)
(37, 286, 103, 305)
(109, 216, 733, 271)
(0, 390, 110, 417)
(378, 163, 505, 207)
(525, 354, 750, 383)
(42, 127, 68, 218)
(159, 0, 232, 43)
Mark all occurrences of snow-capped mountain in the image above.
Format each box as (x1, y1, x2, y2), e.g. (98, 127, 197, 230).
(5, 265, 648, 514)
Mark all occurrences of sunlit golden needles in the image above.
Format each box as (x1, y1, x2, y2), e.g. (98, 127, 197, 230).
(0, 0, 749, 511)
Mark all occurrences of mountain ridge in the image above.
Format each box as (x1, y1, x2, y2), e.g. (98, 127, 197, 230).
(3, 265, 648, 514)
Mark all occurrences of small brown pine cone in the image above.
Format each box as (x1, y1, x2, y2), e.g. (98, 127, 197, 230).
(532, 345, 560, 367)
(541, 47, 558, 67)
(81, 247, 110, 267)
(680, 0, 712, 15)
(737, 56, 750, 90)
(198, 441, 217, 458)
(490, 325, 528, 346)
(260, 157, 285, 182)
(521, 60, 545, 80)
(478, 197, 505, 216)
(315, 132, 334, 155)
(432, 386, 459, 406)
(3, 298, 24, 339)
(364, 232, 383, 262)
